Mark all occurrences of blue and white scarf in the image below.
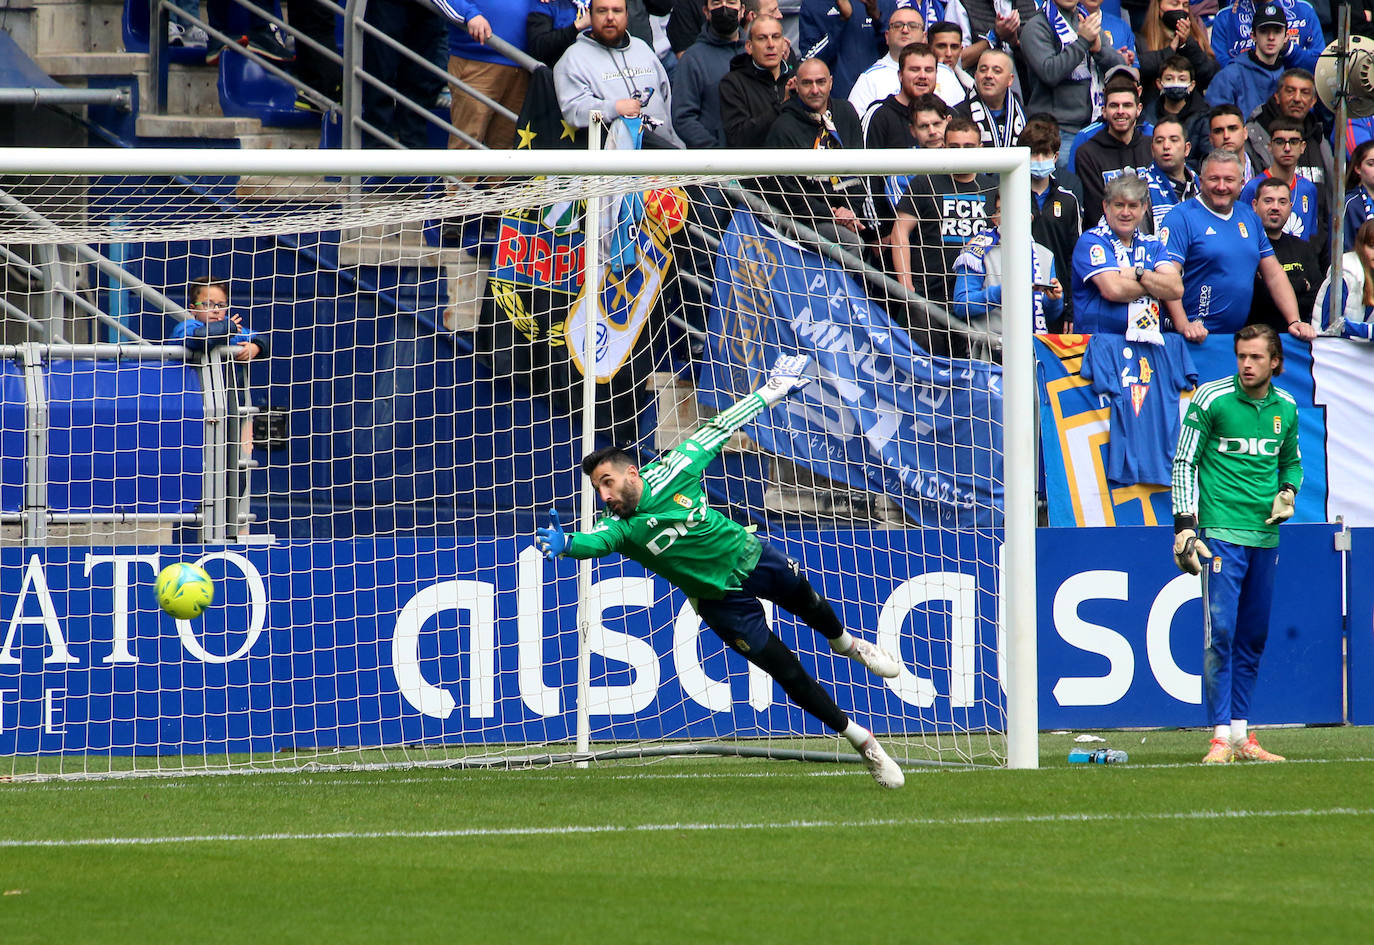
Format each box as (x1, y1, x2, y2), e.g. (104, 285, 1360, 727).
(1044, 0, 1104, 117)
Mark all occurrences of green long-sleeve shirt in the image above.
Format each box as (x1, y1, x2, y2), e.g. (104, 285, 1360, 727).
(1171, 374, 1302, 549)
(563, 393, 768, 599)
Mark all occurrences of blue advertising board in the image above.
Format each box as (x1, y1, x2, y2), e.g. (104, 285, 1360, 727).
(0, 531, 1004, 755)
(0, 525, 1348, 757)
(1037, 524, 1344, 729)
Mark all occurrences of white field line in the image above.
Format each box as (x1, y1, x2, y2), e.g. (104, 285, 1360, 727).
(2, 806, 1373, 849)
(5, 754, 1374, 794)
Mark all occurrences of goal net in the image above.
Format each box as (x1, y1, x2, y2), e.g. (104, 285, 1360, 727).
(0, 140, 1036, 781)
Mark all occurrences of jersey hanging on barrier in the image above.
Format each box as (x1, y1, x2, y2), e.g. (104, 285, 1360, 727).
(1080, 333, 1198, 487)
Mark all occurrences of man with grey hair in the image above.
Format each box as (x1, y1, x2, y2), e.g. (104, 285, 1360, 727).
(1071, 172, 1182, 338)
(952, 48, 1024, 149)
(1160, 149, 1317, 341)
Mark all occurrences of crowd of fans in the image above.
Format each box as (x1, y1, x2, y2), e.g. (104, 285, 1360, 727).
(361, 0, 1372, 341)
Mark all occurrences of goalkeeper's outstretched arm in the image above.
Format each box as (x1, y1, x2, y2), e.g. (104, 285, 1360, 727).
(533, 355, 815, 560)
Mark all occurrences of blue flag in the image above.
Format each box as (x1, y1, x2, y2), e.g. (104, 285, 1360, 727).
(699, 210, 1003, 529)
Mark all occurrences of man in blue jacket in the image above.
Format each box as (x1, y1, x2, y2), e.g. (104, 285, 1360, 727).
(1204, 3, 1288, 122)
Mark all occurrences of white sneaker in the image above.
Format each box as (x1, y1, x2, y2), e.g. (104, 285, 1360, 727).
(184, 25, 209, 47)
(843, 638, 901, 679)
(167, 21, 187, 45)
(859, 737, 905, 789)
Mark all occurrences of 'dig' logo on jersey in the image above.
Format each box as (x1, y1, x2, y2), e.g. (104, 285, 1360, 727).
(1217, 436, 1280, 456)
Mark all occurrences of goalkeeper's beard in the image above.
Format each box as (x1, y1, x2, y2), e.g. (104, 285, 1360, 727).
(605, 482, 642, 517)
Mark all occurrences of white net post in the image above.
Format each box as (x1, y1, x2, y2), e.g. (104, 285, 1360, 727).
(575, 116, 605, 764)
(999, 161, 1038, 770)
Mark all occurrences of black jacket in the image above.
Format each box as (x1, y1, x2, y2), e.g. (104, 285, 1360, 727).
(719, 53, 792, 149)
(1031, 178, 1081, 331)
(1075, 125, 1154, 228)
(1249, 231, 1321, 332)
(763, 95, 868, 225)
(863, 94, 916, 149)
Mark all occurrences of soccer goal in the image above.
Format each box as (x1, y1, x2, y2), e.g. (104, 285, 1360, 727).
(0, 141, 1036, 781)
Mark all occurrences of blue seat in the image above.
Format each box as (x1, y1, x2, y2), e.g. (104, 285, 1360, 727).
(217, 47, 320, 129)
(122, 0, 209, 64)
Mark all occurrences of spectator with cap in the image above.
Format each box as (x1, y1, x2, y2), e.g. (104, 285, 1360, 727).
(1247, 177, 1320, 334)
(1245, 69, 1334, 197)
(1020, 0, 1127, 177)
(1141, 115, 1200, 233)
(719, 14, 793, 148)
(1136, 0, 1217, 97)
(847, 5, 929, 116)
(1211, 0, 1324, 73)
(952, 48, 1024, 149)
(671, 0, 746, 147)
(1023, 117, 1081, 331)
(797, 0, 899, 99)
(863, 42, 939, 148)
(1204, 2, 1289, 121)
(1076, 77, 1154, 228)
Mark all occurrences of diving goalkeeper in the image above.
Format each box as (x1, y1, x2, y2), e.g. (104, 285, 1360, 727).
(534, 355, 906, 789)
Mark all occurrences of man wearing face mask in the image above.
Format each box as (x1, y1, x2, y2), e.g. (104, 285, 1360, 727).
(1023, 118, 1081, 331)
(671, 0, 746, 147)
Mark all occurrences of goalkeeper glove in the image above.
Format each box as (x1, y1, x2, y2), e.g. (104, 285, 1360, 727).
(1172, 514, 1212, 576)
(758, 354, 813, 406)
(534, 509, 567, 559)
(1265, 485, 1296, 525)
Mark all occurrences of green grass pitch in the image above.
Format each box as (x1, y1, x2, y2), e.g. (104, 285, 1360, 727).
(2, 727, 1371, 945)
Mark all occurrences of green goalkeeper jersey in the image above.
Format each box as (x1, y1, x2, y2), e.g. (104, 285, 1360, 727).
(563, 393, 769, 599)
(1171, 374, 1302, 549)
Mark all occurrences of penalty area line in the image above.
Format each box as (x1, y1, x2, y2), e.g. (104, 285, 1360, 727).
(3, 806, 1374, 849)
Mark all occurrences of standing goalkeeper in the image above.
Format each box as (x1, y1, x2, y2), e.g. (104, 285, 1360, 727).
(534, 356, 906, 789)
(1171, 324, 1300, 765)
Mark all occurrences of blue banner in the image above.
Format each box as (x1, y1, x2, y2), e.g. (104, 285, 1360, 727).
(1037, 524, 1344, 728)
(699, 210, 1003, 529)
(1036, 334, 1327, 527)
(0, 533, 1004, 755)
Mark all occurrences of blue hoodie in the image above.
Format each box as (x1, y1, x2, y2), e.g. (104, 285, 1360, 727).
(1205, 49, 1285, 121)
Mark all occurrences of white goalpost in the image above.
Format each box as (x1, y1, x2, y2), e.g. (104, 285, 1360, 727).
(0, 144, 1037, 780)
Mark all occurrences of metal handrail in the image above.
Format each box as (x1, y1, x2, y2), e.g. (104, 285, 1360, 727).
(0, 88, 130, 108)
